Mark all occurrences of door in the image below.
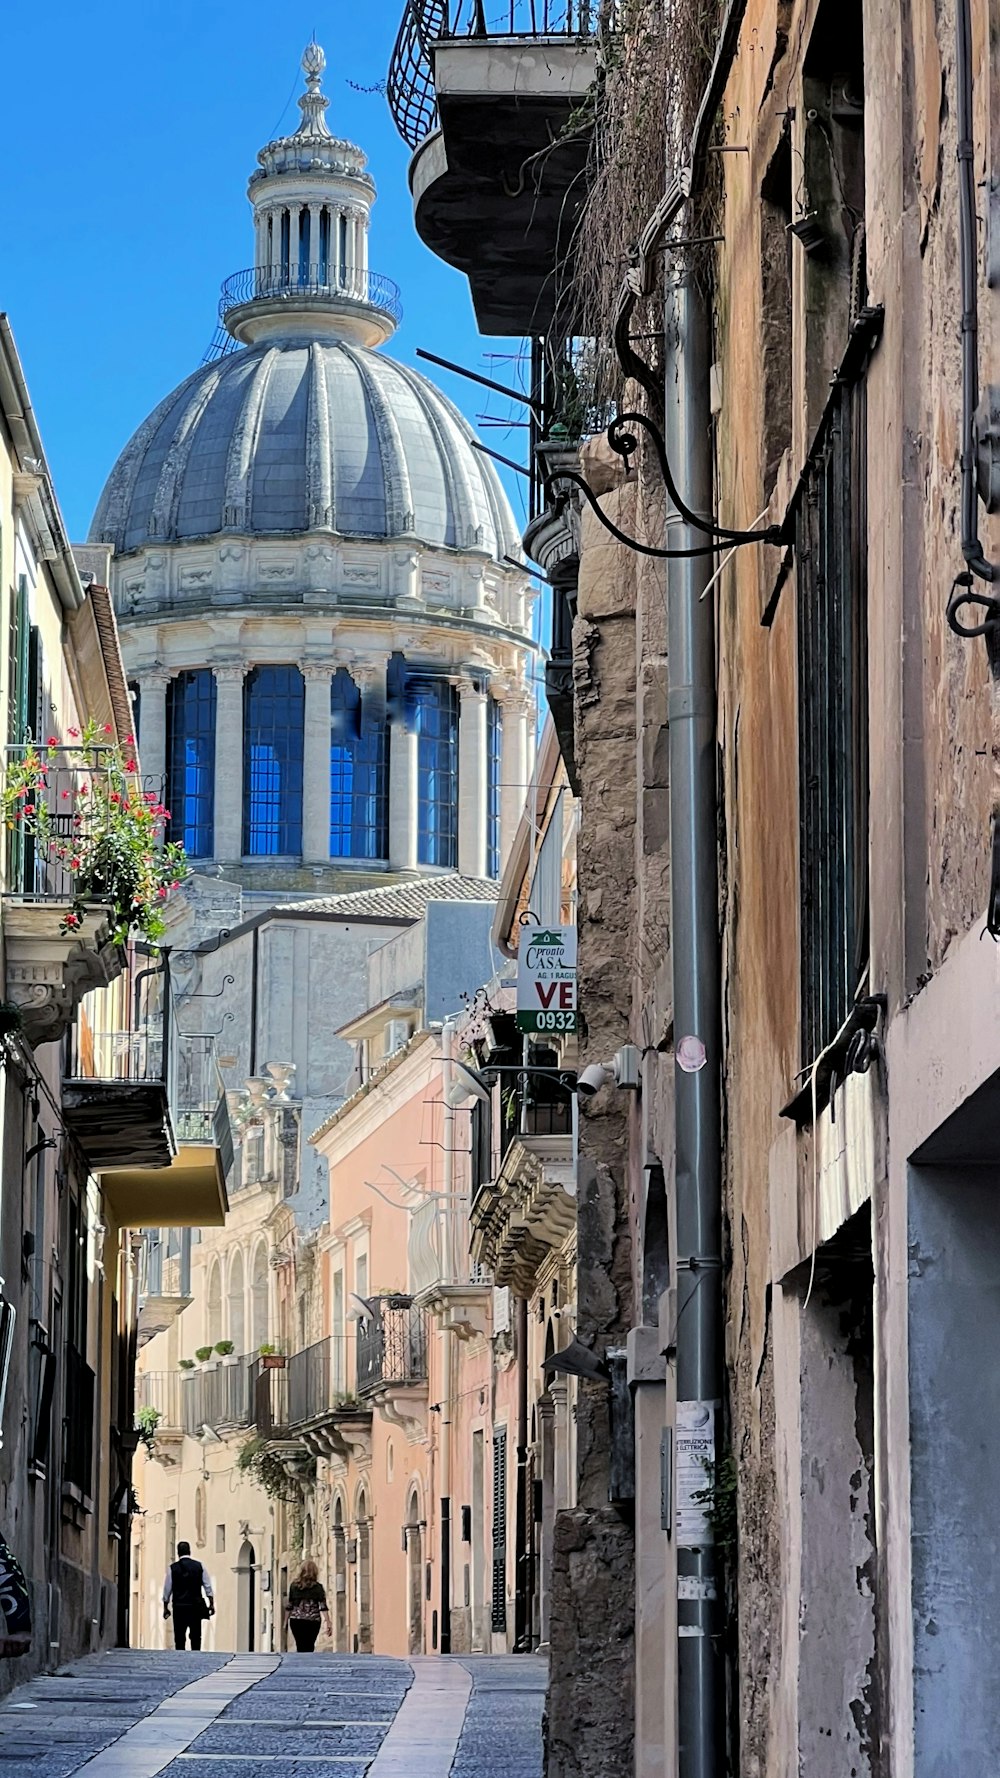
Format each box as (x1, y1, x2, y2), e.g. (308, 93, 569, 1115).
(236, 1540, 256, 1652)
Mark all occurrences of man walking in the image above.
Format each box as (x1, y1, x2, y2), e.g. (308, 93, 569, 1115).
(163, 1540, 214, 1649)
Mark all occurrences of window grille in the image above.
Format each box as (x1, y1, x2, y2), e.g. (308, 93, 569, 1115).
(413, 677, 459, 868)
(330, 668, 388, 859)
(166, 670, 216, 857)
(243, 666, 304, 856)
(796, 323, 874, 1065)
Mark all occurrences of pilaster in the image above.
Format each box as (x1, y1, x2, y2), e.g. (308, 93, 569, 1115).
(302, 662, 333, 864)
(139, 669, 170, 795)
(458, 676, 488, 878)
(213, 663, 246, 862)
(389, 708, 418, 872)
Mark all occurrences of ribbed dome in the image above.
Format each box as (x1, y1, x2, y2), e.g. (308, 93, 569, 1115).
(89, 339, 521, 563)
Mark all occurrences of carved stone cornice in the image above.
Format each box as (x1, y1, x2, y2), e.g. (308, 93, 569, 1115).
(470, 1134, 576, 1296)
(416, 1281, 491, 1343)
(4, 903, 125, 1049)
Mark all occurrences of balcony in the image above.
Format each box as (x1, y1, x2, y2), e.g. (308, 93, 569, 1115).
(3, 746, 126, 1047)
(387, 2, 608, 333)
(356, 1298, 430, 1440)
(182, 1356, 257, 1437)
(284, 1336, 374, 1463)
(218, 263, 403, 351)
(135, 1370, 185, 1466)
(93, 1006, 233, 1230)
(471, 1131, 576, 1293)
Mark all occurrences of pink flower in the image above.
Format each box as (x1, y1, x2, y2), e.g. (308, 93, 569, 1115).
(103, 724, 113, 735)
(47, 736, 58, 747)
(68, 727, 80, 739)
(70, 857, 81, 869)
(109, 792, 120, 804)
(125, 734, 134, 745)
(79, 783, 88, 796)
(157, 887, 168, 900)
(64, 912, 79, 929)
(61, 789, 70, 799)
(23, 803, 34, 814)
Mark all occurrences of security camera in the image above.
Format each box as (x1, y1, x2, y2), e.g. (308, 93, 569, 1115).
(577, 1062, 613, 1098)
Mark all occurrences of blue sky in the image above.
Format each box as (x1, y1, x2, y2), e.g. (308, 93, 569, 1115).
(3, 3, 534, 549)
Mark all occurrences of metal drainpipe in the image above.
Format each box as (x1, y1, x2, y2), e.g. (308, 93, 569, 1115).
(665, 272, 725, 1778)
(439, 1023, 456, 1654)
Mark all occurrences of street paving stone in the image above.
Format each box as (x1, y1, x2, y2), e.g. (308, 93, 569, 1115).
(0, 1649, 545, 1778)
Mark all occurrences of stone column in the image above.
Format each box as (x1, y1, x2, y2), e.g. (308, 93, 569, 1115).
(388, 698, 418, 873)
(139, 669, 170, 801)
(309, 204, 323, 280)
(212, 664, 246, 864)
(497, 678, 528, 861)
(628, 1326, 669, 1778)
(289, 208, 300, 285)
(302, 663, 332, 866)
(353, 657, 389, 859)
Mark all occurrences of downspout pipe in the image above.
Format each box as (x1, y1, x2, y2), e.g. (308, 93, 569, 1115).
(665, 275, 725, 1778)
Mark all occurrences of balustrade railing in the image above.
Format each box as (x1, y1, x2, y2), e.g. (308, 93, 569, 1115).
(136, 1370, 184, 1430)
(388, 0, 614, 149)
(356, 1298, 429, 1396)
(219, 264, 402, 325)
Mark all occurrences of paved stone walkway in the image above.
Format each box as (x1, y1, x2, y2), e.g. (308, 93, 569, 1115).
(0, 1649, 547, 1778)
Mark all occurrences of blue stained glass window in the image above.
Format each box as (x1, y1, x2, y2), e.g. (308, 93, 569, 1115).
(487, 695, 502, 879)
(165, 671, 216, 858)
(413, 677, 459, 868)
(330, 669, 388, 859)
(243, 666, 304, 856)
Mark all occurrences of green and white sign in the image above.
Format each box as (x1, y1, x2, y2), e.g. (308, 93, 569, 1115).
(516, 925, 578, 1034)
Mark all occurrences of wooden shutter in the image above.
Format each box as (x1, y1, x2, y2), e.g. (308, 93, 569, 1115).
(491, 1426, 507, 1632)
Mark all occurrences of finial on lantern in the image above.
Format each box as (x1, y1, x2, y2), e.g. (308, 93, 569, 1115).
(296, 40, 332, 139)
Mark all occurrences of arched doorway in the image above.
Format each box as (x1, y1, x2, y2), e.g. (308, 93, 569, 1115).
(333, 1497, 347, 1651)
(236, 1540, 256, 1652)
(356, 1488, 372, 1654)
(406, 1489, 423, 1655)
(206, 1262, 222, 1346)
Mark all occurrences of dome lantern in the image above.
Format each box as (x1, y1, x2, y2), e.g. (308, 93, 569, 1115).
(220, 41, 400, 351)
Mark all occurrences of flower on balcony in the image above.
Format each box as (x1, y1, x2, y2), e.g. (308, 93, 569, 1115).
(2, 720, 189, 947)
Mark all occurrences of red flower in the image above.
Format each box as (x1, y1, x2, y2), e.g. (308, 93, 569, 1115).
(103, 724, 113, 735)
(157, 887, 168, 900)
(68, 727, 80, 739)
(109, 792, 120, 804)
(70, 857, 81, 869)
(64, 912, 79, 929)
(61, 789, 70, 799)
(47, 736, 58, 747)
(23, 803, 34, 815)
(125, 734, 134, 745)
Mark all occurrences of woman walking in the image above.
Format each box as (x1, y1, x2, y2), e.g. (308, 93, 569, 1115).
(285, 1559, 332, 1653)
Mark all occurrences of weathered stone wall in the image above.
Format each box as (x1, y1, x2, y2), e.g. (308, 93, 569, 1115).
(545, 1507, 636, 1778)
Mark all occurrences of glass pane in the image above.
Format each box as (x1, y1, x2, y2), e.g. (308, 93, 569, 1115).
(243, 666, 304, 856)
(330, 669, 388, 860)
(166, 670, 217, 858)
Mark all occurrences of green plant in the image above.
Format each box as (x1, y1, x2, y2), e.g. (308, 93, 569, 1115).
(258, 1343, 280, 1356)
(135, 1405, 161, 1452)
(237, 1435, 314, 1503)
(214, 1340, 235, 1356)
(691, 1453, 738, 1559)
(194, 1346, 213, 1363)
(2, 720, 188, 945)
(178, 1358, 196, 1371)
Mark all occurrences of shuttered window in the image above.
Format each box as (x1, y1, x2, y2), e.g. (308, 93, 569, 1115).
(491, 1426, 508, 1632)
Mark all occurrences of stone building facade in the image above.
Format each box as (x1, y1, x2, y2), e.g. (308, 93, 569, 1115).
(384, 1, 1000, 1774)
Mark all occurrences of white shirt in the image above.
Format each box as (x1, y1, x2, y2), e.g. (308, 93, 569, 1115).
(163, 1561, 214, 1606)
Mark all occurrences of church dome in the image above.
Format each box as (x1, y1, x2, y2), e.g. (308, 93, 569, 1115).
(88, 338, 521, 562)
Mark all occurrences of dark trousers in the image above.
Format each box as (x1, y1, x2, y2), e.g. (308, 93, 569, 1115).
(173, 1605, 203, 1650)
(290, 1617, 320, 1653)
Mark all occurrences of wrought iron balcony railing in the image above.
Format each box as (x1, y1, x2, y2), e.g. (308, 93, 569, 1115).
(136, 1370, 184, 1431)
(286, 1335, 358, 1426)
(388, 0, 611, 149)
(3, 744, 163, 905)
(356, 1298, 429, 1396)
(183, 1357, 257, 1436)
(219, 264, 403, 326)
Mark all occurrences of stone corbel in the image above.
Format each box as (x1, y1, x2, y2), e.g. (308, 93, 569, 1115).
(374, 1390, 428, 1444)
(329, 1416, 373, 1467)
(4, 904, 124, 1048)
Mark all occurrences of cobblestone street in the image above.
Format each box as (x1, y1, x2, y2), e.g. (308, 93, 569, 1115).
(0, 1650, 546, 1778)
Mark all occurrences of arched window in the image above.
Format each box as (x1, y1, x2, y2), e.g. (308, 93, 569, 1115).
(228, 1250, 246, 1355)
(251, 1243, 269, 1352)
(487, 695, 501, 878)
(330, 669, 387, 860)
(243, 666, 304, 856)
(206, 1262, 223, 1347)
(166, 670, 216, 857)
(412, 677, 458, 868)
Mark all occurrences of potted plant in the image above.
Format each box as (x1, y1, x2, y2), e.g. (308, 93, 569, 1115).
(195, 1346, 215, 1368)
(135, 1405, 161, 1453)
(259, 1343, 286, 1370)
(178, 1358, 196, 1377)
(215, 1340, 237, 1366)
(1, 720, 189, 946)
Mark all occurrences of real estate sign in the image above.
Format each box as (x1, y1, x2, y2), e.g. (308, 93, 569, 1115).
(516, 925, 578, 1034)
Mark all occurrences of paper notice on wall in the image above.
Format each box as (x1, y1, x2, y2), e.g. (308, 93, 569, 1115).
(675, 1400, 717, 1548)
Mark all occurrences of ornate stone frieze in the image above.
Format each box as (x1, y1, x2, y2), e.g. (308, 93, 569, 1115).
(4, 904, 124, 1049)
(470, 1134, 577, 1297)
